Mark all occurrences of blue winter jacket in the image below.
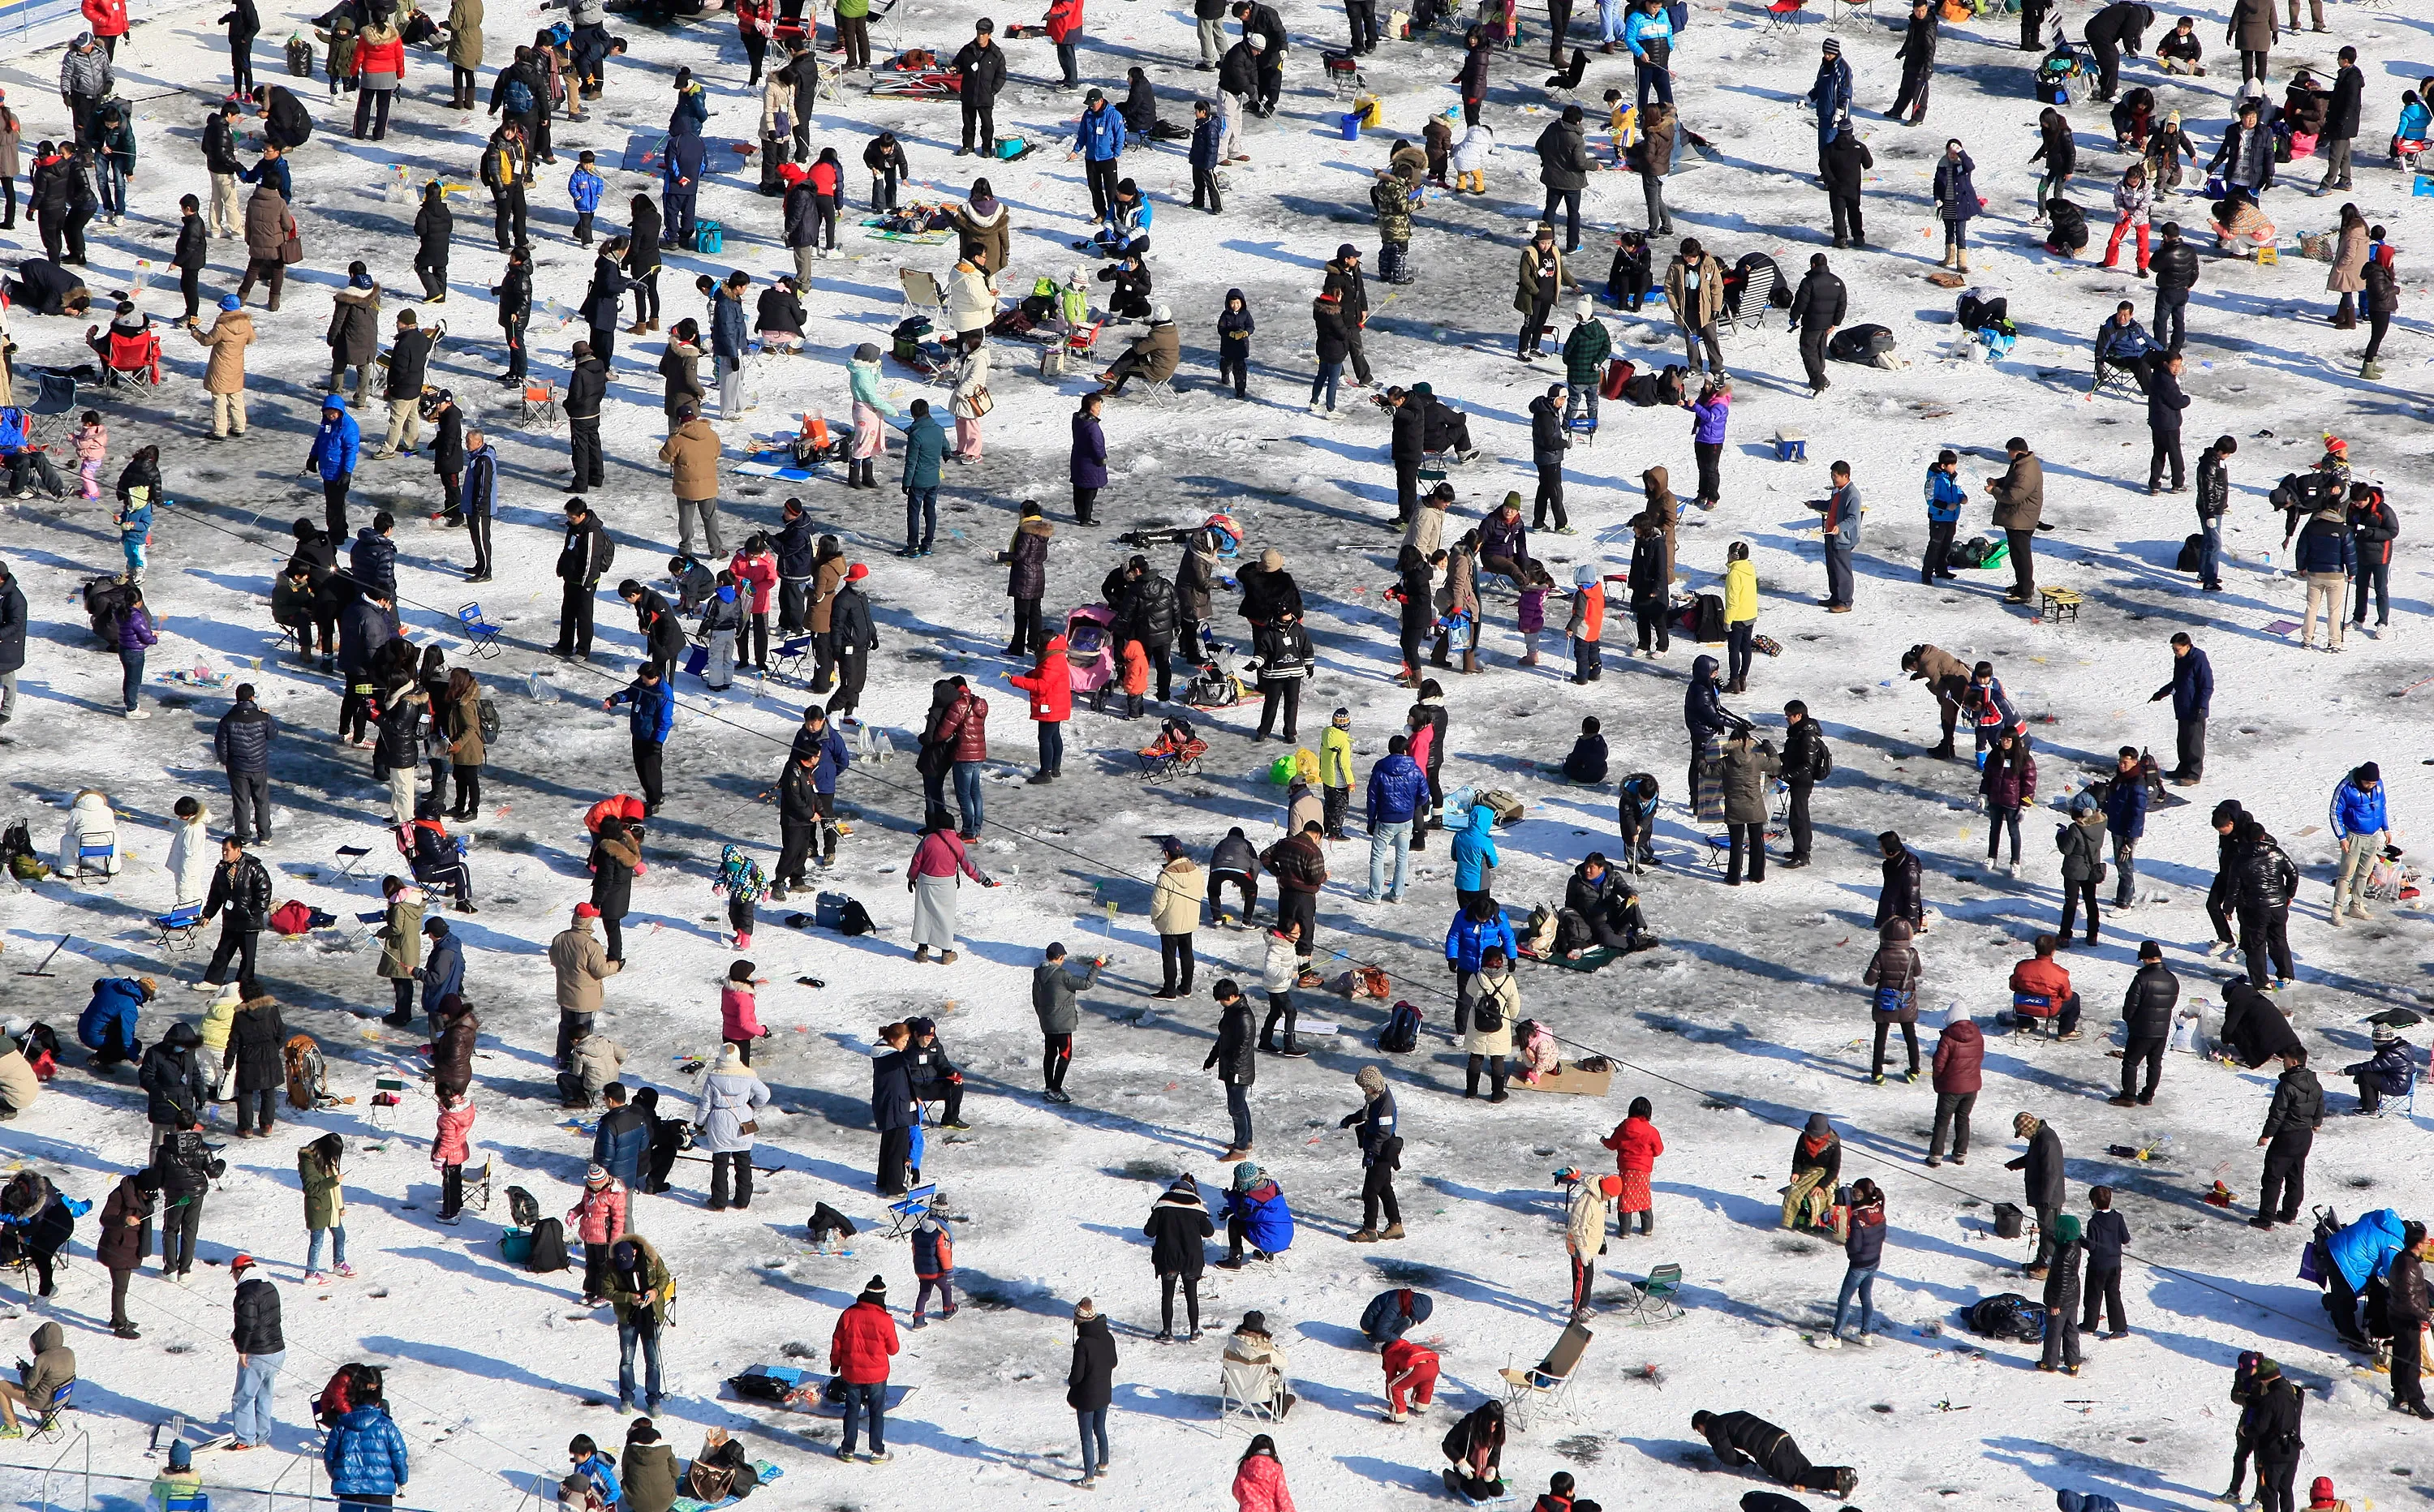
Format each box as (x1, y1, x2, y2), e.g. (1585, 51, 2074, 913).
(324, 1405, 411, 1496)
(78, 977, 145, 1051)
(2293, 514, 2355, 576)
(806, 723, 851, 794)
(1622, 8, 1671, 63)
(1450, 805, 1500, 890)
(1444, 908, 1516, 971)
(2345, 1040, 2415, 1097)
(1808, 56, 1852, 137)
(1924, 467, 1967, 525)
(2103, 770, 2148, 841)
(1366, 753, 1426, 824)
(711, 288, 749, 363)
(1223, 1180, 1295, 1253)
(2331, 773, 2388, 838)
(568, 165, 605, 213)
(609, 677, 676, 743)
(306, 402, 361, 482)
(419, 931, 463, 1015)
(2326, 1207, 2407, 1291)
(571, 1452, 621, 1509)
(1189, 114, 1222, 171)
(1074, 101, 1125, 161)
(2169, 646, 2213, 721)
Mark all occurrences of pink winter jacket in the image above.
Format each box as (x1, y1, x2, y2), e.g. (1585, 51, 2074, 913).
(432, 1097, 477, 1167)
(568, 1180, 629, 1245)
(721, 984, 763, 1040)
(1232, 1454, 1297, 1512)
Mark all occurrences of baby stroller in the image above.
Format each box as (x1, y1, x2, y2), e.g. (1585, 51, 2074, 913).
(1061, 604, 1118, 697)
(1136, 717, 1209, 781)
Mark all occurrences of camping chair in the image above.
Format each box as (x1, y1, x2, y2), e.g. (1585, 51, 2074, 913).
(1762, 0, 1807, 30)
(152, 902, 205, 951)
(1622, 1262, 1687, 1325)
(333, 843, 375, 883)
(1826, 0, 1872, 28)
(518, 381, 564, 431)
(397, 825, 471, 906)
(25, 1379, 74, 1443)
(2090, 354, 2145, 400)
(456, 602, 504, 658)
(1219, 1355, 1288, 1427)
(771, 635, 814, 681)
(1723, 262, 1778, 334)
(100, 326, 163, 388)
(900, 268, 947, 325)
(1499, 1321, 1591, 1431)
(882, 1182, 937, 1239)
(161, 1495, 210, 1512)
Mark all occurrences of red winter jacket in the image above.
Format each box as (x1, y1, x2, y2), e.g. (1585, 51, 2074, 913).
(567, 1179, 628, 1245)
(432, 1097, 476, 1166)
(809, 158, 840, 195)
(351, 30, 406, 80)
(1383, 1336, 1437, 1382)
(1600, 1115, 1664, 1175)
(1045, 0, 1085, 41)
(1931, 1017, 1984, 1094)
(729, 548, 777, 615)
(937, 691, 990, 762)
(1232, 1453, 1297, 1512)
(81, 0, 127, 36)
(1008, 637, 1074, 721)
(830, 1299, 900, 1384)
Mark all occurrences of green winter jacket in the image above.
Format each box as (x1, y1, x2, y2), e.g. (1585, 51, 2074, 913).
(299, 1149, 343, 1231)
(1562, 316, 1611, 385)
(901, 413, 947, 490)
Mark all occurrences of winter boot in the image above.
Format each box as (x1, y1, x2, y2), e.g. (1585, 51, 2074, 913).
(1348, 1227, 1382, 1243)
(735, 931, 753, 950)
(1460, 649, 1480, 674)
(1381, 1222, 1407, 1239)
(2363, 360, 2385, 380)
(1520, 649, 1539, 667)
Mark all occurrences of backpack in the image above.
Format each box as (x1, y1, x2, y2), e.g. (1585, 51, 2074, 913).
(505, 1186, 541, 1228)
(285, 34, 314, 75)
(838, 898, 875, 936)
(1378, 1001, 1422, 1054)
(1956, 291, 2010, 332)
(282, 1033, 326, 1110)
(1554, 907, 1593, 956)
(477, 698, 501, 742)
(505, 75, 536, 114)
(592, 530, 617, 576)
(1472, 984, 1504, 1034)
(1693, 592, 1727, 643)
(2175, 533, 2204, 572)
(1810, 735, 1834, 780)
(525, 1216, 570, 1272)
(1967, 1291, 2047, 1341)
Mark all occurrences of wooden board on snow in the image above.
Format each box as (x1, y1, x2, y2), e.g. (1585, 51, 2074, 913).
(1516, 1061, 1613, 1097)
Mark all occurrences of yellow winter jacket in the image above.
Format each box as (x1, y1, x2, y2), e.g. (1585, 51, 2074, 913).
(1723, 558, 1757, 625)
(1319, 725, 1354, 788)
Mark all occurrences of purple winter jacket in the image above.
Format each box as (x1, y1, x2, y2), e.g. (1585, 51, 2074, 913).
(1070, 411, 1107, 488)
(1689, 394, 1730, 445)
(117, 604, 157, 651)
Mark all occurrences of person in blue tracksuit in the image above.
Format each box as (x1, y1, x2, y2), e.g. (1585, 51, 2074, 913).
(1069, 88, 1125, 223)
(2102, 746, 2148, 908)
(303, 393, 360, 541)
(1807, 39, 1852, 159)
(1921, 449, 1967, 583)
(602, 666, 675, 813)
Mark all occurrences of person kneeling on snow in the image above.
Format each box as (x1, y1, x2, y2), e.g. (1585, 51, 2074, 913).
(1218, 1161, 1295, 1268)
(1361, 1286, 1435, 1346)
(1690, 1409, 1856, 1500)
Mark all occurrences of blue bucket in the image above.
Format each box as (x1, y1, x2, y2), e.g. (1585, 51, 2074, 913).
(1340, 112, 1362, 142)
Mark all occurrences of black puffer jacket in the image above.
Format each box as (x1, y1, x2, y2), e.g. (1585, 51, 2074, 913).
(2152, 235, 2200, 296)
(230, 998, 288, 1093)
(2233, 835, 2298, 912)
(206, 853, 273, 931)
(2120, 960, 2178, 1038)
(1116, 569, 1180, 647)
(140, 1025, 207, 1128)
(2260, 1065, 2324, 1143)
(1874, 842, 1923, 927)
(232, 1275, 283, 1354)
(1205, 999, 1256, 1085)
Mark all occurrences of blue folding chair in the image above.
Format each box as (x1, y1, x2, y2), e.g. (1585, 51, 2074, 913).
(27, 1379, 73, 1442)
(153, 901, 205, 951)
(73, 837, 116, 878)
(457, 602, 504, 659)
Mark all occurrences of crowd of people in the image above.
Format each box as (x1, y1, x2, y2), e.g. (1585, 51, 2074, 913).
(0, 0, 2419, 1500)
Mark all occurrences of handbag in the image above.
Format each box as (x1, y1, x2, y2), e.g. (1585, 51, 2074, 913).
(737, 1119, 758, 1136)
(965, 384, 994, 416)
(279, 230, 303, 264)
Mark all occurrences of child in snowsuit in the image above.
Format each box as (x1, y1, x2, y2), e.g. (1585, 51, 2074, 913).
(1517, 565, 1552, 667)
(568, 151, 605, 245)
(1217, 288, 1254, 399)
(1452, 122, 1495, 193)
(1118, 638, 1150, 719)
(911, 1209, 957, 1325)
(72, 410, 106, 500)
(712, 842, 767, 949)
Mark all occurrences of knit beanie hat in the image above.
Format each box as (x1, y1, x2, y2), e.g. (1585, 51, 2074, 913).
(1232, 1161, 1261, 1191)
(2053, 1213, 2083, 1246)
(859, 1274, 888, 1304)
(2359, 761, 2381, 784)
(1074, 1297, 1098, 1320)
(587, 1162, 609, 1183)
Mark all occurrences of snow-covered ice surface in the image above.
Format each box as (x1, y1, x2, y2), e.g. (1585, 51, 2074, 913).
(2, 0, 2434, 1505)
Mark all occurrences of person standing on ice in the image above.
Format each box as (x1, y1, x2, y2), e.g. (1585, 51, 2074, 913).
(2006, 1111, 2066, 1274)
(1343, 1065, 1404, 1242)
